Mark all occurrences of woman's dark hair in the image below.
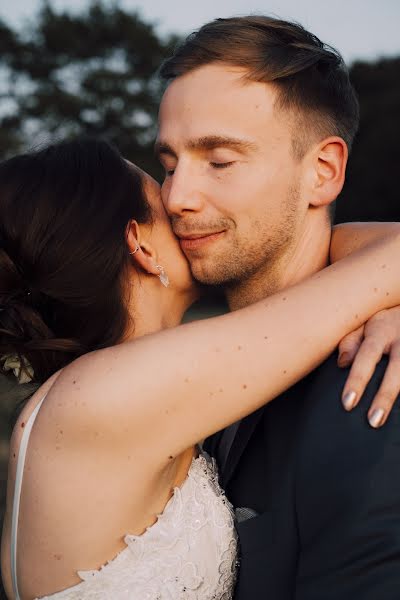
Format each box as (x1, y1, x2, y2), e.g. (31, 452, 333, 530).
(0, 138, 151, 414)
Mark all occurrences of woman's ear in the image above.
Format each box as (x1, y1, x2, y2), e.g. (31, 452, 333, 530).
(307, 136, 348, 208)
(126, 220, 160, 276)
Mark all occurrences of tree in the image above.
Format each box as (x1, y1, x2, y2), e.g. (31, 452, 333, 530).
(1, 3, 399, 208)
(0, 1, 179, 177)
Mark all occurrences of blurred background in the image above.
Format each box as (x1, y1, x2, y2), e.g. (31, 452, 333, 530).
(0, 0, 399, 584)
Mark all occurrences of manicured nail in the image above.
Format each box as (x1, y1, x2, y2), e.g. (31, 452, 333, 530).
(369, 408, 385, 428)
(342, 390, 357, 411)
(338, 352, 351, 367)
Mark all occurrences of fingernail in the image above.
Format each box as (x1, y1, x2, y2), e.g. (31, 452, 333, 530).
(369, 408, 385, 428)
(342, 390, 357, 411)
(338, 352, 351, 367)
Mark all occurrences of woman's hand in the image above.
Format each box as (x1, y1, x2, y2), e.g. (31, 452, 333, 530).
(339, 306, 400, 428)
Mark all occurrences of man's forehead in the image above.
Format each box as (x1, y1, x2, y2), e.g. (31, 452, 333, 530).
(162, 63, 252, 93)
(157, 67, 287, 156)
(160, 64, 278, 104)
(159, 70, 278, 135)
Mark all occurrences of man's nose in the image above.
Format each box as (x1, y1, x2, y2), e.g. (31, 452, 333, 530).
(163, 163, 205, 217)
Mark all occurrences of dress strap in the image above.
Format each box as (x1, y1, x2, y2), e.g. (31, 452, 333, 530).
(11, 393, 47, 600)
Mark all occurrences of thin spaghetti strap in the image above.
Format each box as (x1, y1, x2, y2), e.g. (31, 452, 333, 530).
(10, 393, 47, 600)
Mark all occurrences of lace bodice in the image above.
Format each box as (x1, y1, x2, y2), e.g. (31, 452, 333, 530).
(36, 454, 238, 599)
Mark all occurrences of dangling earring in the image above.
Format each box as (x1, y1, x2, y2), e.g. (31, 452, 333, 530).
(156, 265, 169, 288)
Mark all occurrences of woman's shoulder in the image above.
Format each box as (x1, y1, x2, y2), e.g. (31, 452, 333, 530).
(24, 349, 155, 457)
(9, 369, 63, 453)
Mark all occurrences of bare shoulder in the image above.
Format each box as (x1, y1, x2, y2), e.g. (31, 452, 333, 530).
(35, 345, 155, 454)
(12, 369, 63, 440)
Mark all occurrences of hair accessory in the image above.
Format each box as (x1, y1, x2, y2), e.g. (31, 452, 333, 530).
(156, 265, 170, 288)
(1, 353, 34, 384)
(129, 246, 140, 255)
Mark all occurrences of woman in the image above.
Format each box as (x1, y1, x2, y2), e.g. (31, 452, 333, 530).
(1, 138, 400, 599)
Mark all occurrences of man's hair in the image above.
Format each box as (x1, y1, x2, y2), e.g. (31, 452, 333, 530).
(160, 16, 360, 160)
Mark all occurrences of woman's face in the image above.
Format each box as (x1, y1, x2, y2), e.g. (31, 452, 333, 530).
(136, 166, 198, 301)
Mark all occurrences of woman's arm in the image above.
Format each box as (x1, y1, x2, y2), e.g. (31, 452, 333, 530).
(49, 232, 400, 463)
(330, 222, 400, 423)
(330, 222, 400, 263)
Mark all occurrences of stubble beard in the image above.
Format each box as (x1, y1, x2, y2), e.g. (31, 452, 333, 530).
(189, 185, 301, 302)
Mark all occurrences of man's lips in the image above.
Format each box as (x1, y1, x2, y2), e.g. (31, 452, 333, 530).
(176, 231, 226, 251)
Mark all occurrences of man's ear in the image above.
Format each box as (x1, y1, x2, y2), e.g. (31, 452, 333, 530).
(307, 136, 348, 208)
(126, 220, 160, 276)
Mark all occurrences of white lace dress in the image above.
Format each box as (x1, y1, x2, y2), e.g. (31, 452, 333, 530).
(36, 454, 238, 599)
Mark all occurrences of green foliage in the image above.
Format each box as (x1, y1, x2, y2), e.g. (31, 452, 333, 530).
(0, 1, 179, 178)
(336, 58, 400, 222)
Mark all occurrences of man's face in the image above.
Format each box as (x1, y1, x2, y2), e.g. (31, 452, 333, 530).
(157, 64, 307, 287)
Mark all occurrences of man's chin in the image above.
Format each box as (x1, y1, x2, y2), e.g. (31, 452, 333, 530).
(189, 262, 230, 287)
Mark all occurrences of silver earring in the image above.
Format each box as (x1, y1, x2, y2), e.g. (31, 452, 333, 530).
(156, 265, 170, 288)
(129, 246, 140, 255)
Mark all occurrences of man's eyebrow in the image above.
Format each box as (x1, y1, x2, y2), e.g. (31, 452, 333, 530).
(154, 136, 257, 158)
(187, 136, 258, 153)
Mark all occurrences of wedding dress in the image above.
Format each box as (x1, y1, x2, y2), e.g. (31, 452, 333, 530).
(10, 394, 238, 599)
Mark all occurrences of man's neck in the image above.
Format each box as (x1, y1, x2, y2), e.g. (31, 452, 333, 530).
(226, 220, 332, 311)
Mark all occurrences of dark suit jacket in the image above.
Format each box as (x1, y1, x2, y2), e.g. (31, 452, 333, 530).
(205, 354, 400, 599)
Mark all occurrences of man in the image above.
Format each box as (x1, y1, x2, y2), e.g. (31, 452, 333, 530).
(156, 16, 400, 599)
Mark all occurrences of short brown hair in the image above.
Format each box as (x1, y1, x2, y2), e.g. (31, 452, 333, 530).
(160, 16, 360, 158)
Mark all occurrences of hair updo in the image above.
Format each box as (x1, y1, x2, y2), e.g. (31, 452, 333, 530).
(0, 138, 151, 408)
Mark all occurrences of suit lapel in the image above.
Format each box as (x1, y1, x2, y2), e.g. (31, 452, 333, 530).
(221, 407, 264, 489)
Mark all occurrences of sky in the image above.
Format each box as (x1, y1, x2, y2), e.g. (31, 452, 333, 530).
(0, 0, 399, 64)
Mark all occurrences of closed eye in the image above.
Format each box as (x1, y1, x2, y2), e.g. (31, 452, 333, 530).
(210, 162, 235, 169)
